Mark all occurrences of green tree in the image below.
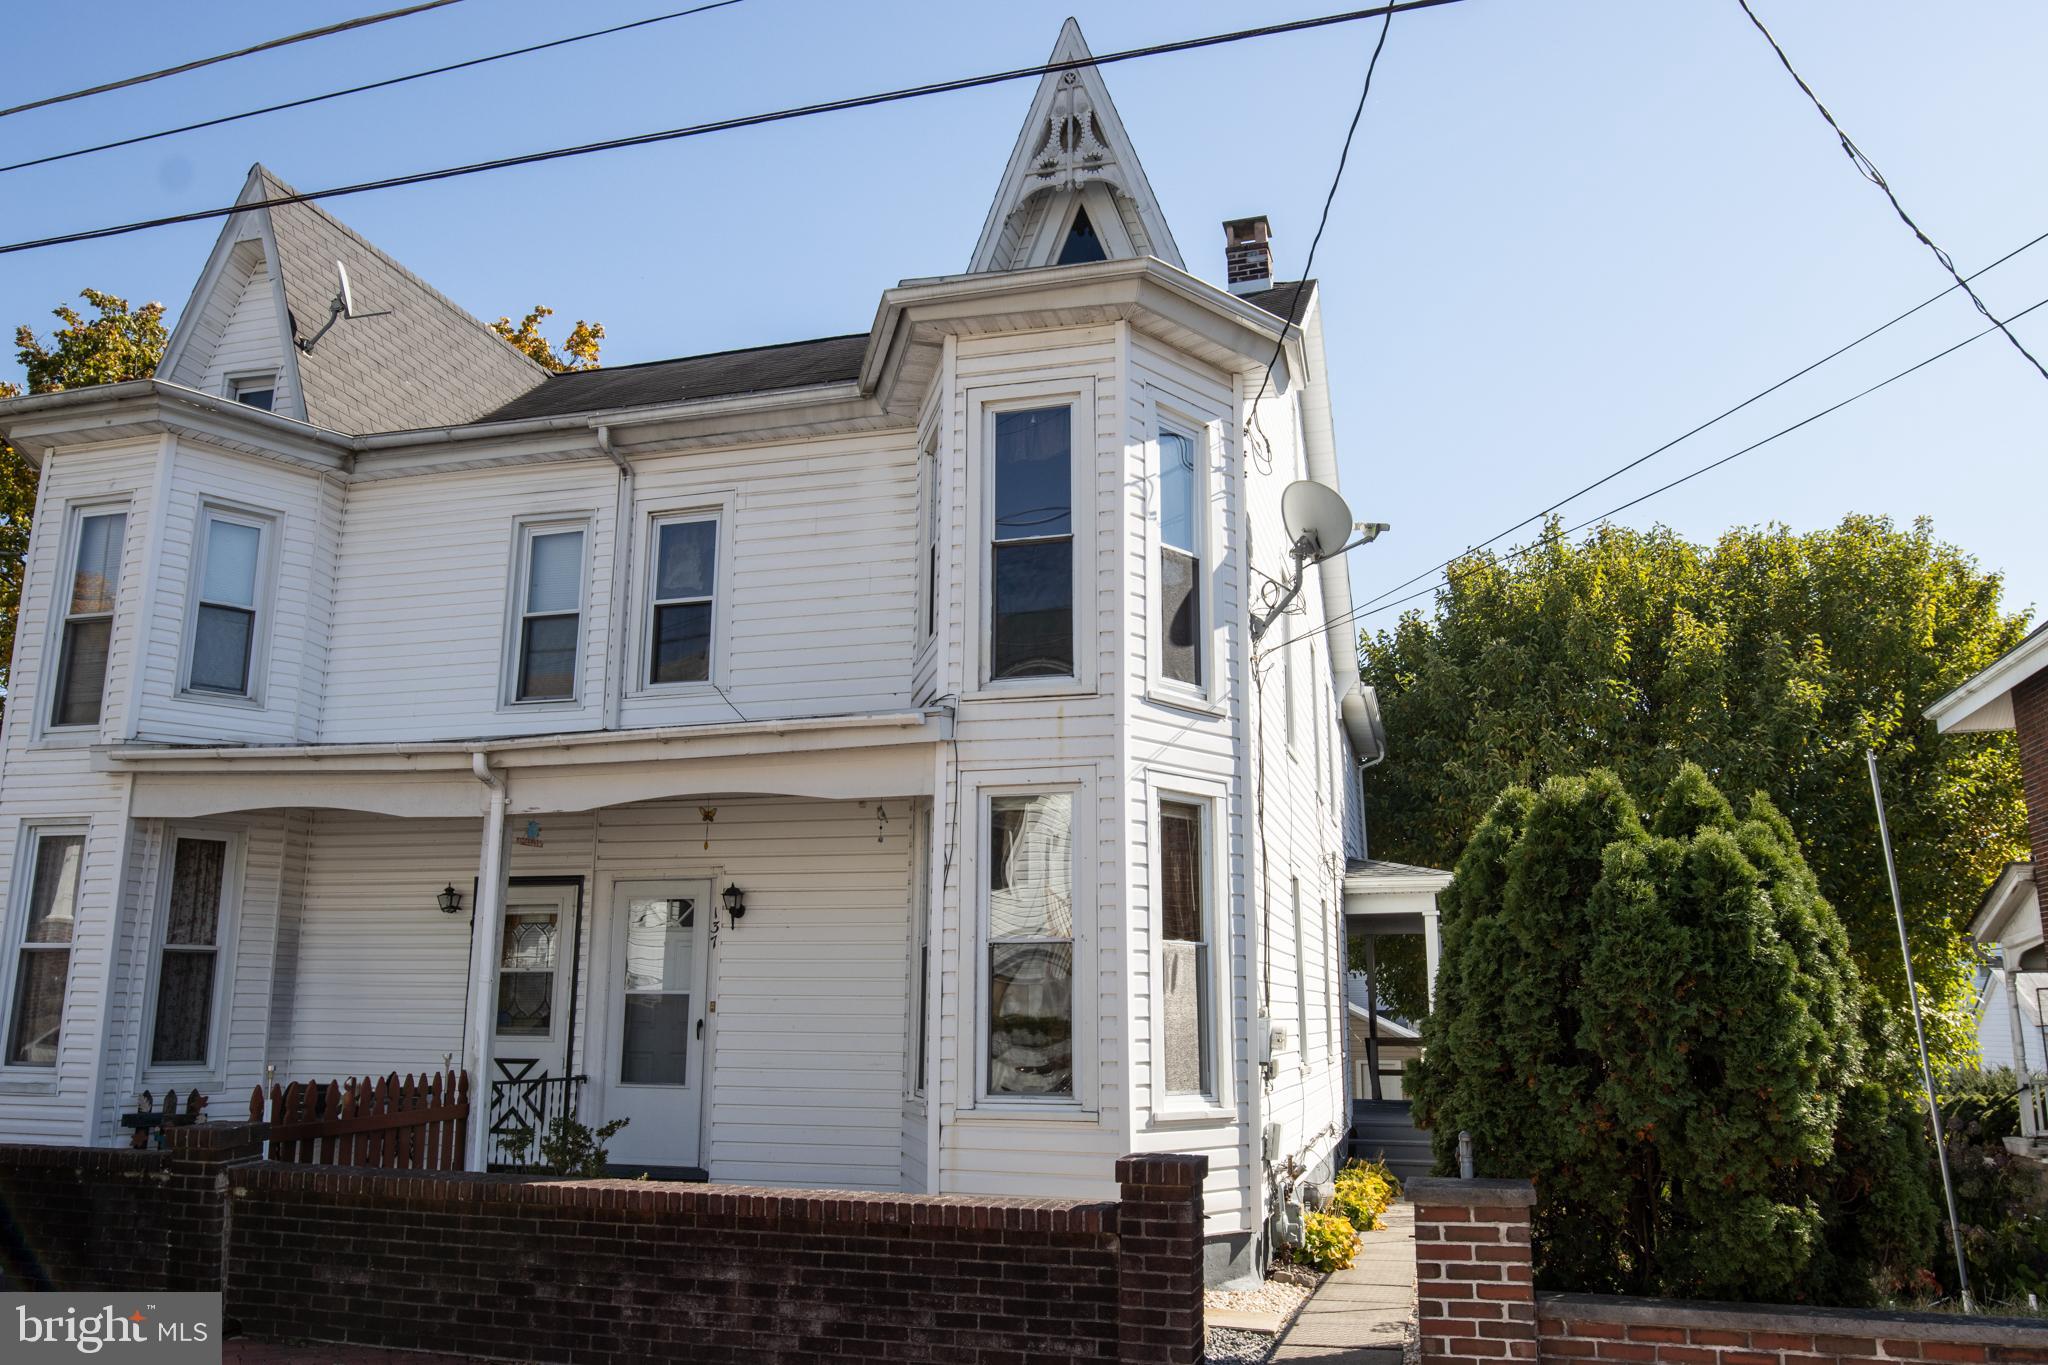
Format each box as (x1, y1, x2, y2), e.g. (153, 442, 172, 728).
(1362, 516, 2028, 1068)
(491, 305, 604, 372)
(1410, 764, 1937, 1304)
(0, 290, 169, 717)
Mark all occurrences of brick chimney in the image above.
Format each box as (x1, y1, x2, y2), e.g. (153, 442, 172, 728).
(1223, 216, 1273, 295)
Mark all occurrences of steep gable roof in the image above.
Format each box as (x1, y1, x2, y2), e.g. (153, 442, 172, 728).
(160, 166, 547, 434)
(968, 19, 1182, 274)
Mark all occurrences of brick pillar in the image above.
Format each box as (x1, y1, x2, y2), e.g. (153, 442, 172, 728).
(1115, 1153, 1208, 1365)
(2014, 671, 2048, 942)
(1410, 1177, 1538, 1365)
(164, 1121, 267, 1293)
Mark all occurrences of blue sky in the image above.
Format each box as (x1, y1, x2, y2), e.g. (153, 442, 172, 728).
(6, 0, 2046, 626)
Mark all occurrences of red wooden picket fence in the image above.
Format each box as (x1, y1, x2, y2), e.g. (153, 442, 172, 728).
(250, 1069, 470, 1171)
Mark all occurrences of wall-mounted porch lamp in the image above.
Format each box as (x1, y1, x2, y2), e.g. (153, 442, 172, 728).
(722, 882, 747, 925)
(1249, 480, 1389, 641)
(437, 884, 464, 915)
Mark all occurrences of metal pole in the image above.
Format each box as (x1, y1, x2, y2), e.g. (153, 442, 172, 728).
(1866, 749, 1973, 1310)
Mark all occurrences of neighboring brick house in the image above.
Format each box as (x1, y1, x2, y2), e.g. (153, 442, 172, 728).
(1927, 622, 2048, 1148)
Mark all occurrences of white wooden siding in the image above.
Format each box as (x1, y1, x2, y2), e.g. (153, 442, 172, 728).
(192, 257, 296, 418)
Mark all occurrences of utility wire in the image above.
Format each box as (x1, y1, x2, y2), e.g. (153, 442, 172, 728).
(0, 0, 751, 179)
(1341, 222, 2048, 621)
(0, 0, 1472, 258)
(1735, 0, 2048, 386)
(1244, 3, 1395, 428)
(0, 0, 466, 121)
(1275, 288, 2048, 650)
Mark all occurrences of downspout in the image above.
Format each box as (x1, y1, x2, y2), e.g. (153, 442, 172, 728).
(463, 751, 508, 1171)
(596, 425, 633, 731)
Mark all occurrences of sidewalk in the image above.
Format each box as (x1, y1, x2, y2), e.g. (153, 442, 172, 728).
(1270, 1201, 1415, 1363)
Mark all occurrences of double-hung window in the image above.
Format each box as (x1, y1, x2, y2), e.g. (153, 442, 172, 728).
(510, 524, 586, 702)
(1158, 426, 1203, 688)
(50, 508, 127, 728)
(1159, 799, 1213, 1098)
(228, 374, 276, 411)
(646, 515, 716, 686)
(988, 406, 1073, 681)
(985, 792, 1074, 1097)
(149, 835, 231, 1068)
(5, 830, 83, 1067)
(188, 510, 267, 698)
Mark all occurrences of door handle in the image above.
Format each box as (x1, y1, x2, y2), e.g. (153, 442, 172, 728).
(696, 1018, 705, 1040)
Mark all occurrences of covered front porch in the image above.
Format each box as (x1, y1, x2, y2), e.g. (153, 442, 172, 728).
(96, 711, 945, 1186)
(1342, 858, 1450, 1179)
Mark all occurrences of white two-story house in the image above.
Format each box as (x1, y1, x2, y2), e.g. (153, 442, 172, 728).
(0, 22, 1379, 1282)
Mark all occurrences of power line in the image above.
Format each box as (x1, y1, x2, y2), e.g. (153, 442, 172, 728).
(0, 0, 751, 179)
(0, 0, 466, 121)
(1734, 0, 2048, 386)
(0, 0, 1473, 258)
(1244, 3, 1396, 428)
(1340, 222, 2048, 622)
(1277, 288, 2048, 651)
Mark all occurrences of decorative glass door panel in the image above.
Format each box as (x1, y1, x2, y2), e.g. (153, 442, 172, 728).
(486, 883, 581, 1168)
(621, 895, 693, 1085)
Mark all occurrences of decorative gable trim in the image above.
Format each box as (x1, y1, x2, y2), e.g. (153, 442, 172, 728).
(968, 19, 1182, 274)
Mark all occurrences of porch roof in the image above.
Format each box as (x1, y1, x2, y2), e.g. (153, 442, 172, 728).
(100, 707, 950, 820)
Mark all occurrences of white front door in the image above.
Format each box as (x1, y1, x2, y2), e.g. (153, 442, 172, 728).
(486, 881, 580, 1164)
(601, 879, 712, 1171)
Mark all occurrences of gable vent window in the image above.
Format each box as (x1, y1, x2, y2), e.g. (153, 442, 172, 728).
(1158, 426, 1202, 688)
(187, 510, 268, 698)
(647, 515, 717, 686)
(50, 509, 126, 728)
(511, 525, 587, 702)
(228, 375, 275, 412)
(989, 406, 1074, 681)
(1056, 206, 1108, 265)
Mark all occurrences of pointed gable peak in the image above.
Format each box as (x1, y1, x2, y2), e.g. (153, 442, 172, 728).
(968, 18, 1182, 274)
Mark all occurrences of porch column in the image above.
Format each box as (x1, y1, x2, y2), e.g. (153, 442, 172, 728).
(463, 757, 510, 1170)
(1423, 909, 1442, 1012)
(2011, 968, 2039, 1139)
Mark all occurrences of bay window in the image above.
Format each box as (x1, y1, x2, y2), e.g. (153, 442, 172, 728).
(149, 835, 231, 1068)
(1157, 425, 1202, 688)
(5, 830, 83, 1067)
(1159, 799, 1212, 1097)
(50, 508, 127, 728)
(985, 791, 1074, 1097)
(187, 509, 268, 698)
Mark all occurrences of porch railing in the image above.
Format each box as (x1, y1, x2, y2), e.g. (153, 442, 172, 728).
(2024, 1074, 2047, 1141)
(487, 1073, 588, 1171)
(251, 1069, 470, 1170)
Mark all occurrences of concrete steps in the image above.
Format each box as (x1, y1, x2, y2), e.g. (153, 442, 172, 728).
(1349, 1101, 1434, 1182)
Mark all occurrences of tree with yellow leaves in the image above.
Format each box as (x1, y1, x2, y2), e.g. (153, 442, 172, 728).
(491, 306, 604, 372)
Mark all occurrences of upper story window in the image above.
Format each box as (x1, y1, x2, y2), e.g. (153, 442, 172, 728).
(510, 523, 587, 703)
(989, 406, 1073, 682)
(920, 441, 939, 641)
(1158, 425, 1203, 689)
(5, 828, 83, 1068)
(646, 515, 716, 686)
(149, 834, 233, 1069)
(186, 509, 269, 699)
(228, 374, 276, 412)
(986, 790, 1074, 1098)
(50, 508, 127, 729)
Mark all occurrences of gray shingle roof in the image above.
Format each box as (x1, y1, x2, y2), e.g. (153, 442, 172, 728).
(258, 167, 548, 433)
(1240, 279, 1316, 327)
(479, 334, 868, 424)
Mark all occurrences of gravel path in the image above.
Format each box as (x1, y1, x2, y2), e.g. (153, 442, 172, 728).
(1206, 1325, 1277, 1364)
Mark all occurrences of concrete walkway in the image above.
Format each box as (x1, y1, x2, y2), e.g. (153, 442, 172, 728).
(1270, 1201, 1415, 1363)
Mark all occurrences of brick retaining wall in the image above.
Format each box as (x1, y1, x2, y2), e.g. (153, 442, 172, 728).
(0, 1132, 1205, 1365)
(1411, 1178, 2048, 1365)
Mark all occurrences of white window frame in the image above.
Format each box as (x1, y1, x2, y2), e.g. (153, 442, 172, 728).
(501, 516, 592, 708)
(906, 801, 932, 1101)
(1147, 407, 1218, 708)
(1146, 773, 1233, 1123)
(959, 768, 1096, 1117)
(1291, 875, 1309, 1063)
(140, 826, 244, 1085)
(964, 378, 1096, 699)
(0, 822, 88, 1078)
(1024, 182, 1137, 268)
(633, 504, 729, 696)
(43, 499, 130, 737)
(178, 501, 277, 706)
(917, 434, 940, 645)
(225, 372, 278, 412)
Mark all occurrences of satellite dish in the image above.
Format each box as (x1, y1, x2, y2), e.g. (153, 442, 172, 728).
(334, 260, 356, 318)
(1341, 684, 1388, 767)
(1280, 480, 1356, 560)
